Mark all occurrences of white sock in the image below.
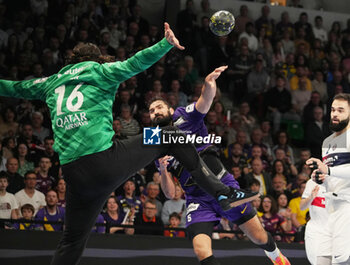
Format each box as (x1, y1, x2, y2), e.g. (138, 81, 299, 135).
(264, 247, 281, 261)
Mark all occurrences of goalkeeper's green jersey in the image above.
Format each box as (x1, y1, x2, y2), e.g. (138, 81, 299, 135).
(0, 38, 173, 164)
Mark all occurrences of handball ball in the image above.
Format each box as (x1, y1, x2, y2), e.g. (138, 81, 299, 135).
(209, 10, 235, 36)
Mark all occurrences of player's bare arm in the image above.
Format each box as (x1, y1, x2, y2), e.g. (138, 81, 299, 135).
(196, 65, 228, 114)
(158, 155, 176, 199)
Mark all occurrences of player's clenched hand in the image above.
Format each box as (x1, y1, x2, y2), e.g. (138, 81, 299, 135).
(164, 22, 185, 50)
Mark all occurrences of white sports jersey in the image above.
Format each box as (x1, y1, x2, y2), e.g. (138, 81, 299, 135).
(0, 192, 18, 219)
(302, 179, 328, 233)
(322, 129, 350, 199)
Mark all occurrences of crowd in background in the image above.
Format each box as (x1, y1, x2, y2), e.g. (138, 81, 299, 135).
(0, 0, 350, 242)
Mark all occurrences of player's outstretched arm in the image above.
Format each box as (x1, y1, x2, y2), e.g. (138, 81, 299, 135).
(100, 22, 184, 85)
(196, 66, 228, 114)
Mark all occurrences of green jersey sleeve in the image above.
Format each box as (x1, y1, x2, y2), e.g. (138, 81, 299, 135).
(97, 38, 173, 86)
(0, 76, 54, 101)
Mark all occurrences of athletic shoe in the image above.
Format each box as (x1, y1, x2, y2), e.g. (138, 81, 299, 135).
(217, 187, 260, 211)
(269, 253, 291, 265)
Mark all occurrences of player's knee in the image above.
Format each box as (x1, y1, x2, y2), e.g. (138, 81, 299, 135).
(192, 235, 212, 260)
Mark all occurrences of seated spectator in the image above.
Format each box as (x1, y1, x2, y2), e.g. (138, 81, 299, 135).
(212, 217, 240, 240)
(141, 181, 163, 217)
(295, 148, 311, 173)
(305, 106, 331, 159)
(272, 131, 295, 165)
(251, 195, 262, 212)
(276, 192, 290, 214)
(169, 79, 188, 107)
(289, 181, 308, 229)
(313, 16, 328, 44)
(302, 91, 324, 124)
(269, 175, 293, 202)
(152, 171, 167, 203)
(235, 5, 252, 35)
(134, 200, 163, 236)
(15, 170, 46, 216)
(112, 118, 128, 141)
(0, 107, 18, 138)
(14, 203, 37, 230)
(35, 190, 65, 231)
(239, 22, 258, 52)
(232, 102, 257, 135)
(245, 158, 272, 195)
(290, 66, 312, 91)
(222, 142, 248, 174)
(118, 180, 143, 218)
(247, 144, 270, 173)
(102, 196, 134, 235)
(292, 79, 312, 115)
(311, 71, 328, 103)
(56, 178, 66, 208)
(264, 76, 292, 133)
(246, 60, 269, 109)
(41, 137, 61, 180)
(290, 173, 309, 198)
(249, 178, 261, 193)
(258, 195, 292, 242)
(164, 212, 186, 238)
(119, 104, 140, 136)
(2, 136, 16, 159)
(248, 128, 272, 161)
(230, 166, 246, 189)
(0, 174, 18, 226)
(260, 120, 274, 147)
(31, 111, 50, 143)
(4, 157, 24, 194)
(16, 124, 43, 164)
(161, 184, 186, 227)
(14, 143, 34, 177)
(273, 149, 298, 179)
(36, 156, 55, 195)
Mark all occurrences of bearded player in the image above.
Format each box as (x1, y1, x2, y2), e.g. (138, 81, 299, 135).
(149, 66, 291, 265)
(307, 93, 350, 265)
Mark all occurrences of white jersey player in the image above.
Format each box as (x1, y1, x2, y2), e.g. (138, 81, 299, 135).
(300, 179, 328, 265)
(307, 93, 350, 265)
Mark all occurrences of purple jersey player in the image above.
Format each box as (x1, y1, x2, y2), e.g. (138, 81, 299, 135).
(149, 66, 290, 265)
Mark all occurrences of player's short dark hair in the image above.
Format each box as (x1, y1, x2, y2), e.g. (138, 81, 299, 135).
(65, 42, 115, 65)
(334, 93, 350, 106)
(21, 203, 35, 214)
(148, 96, 171, 109)
(169, 212, 181, 221)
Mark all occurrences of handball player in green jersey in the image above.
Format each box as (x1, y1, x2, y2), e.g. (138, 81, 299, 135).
(0, 23, 257, 265)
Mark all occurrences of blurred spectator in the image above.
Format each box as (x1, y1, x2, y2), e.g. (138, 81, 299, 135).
(265, 76, 292, 133)
(255, 5, 274, 39)
(127, 5, 149, 36)
(239, 22, 258, 53)
(161, 184, 186, 227)
(0, 174, 18, 222)
(91, 214, 105, 234)
(222, 142, 248, 174)
(294, 12, 313, 42)
(118, 180, 142, 218)
(35, 189, 65, 231)
(15, 143, 34, 177)
(15, 171, 45, 216)
(291, 78, 312, 115)
(56, 178, 66, 208)
(14, 203, 37, 230)
(102, 196, 134, 235)
(17, 124, 43, 164)
(142, 181, 163, 217)
(260, 120, 274, 147)
(36, 156, 55, 195)
(245, 158, 272, 195)
(270, 175, 293, 202)
(134, 200, 163, 235)
(119, 104, 140, 136)
(258, 195, 292, 242)
(2, 136, 16, 159)
(195, 0, 215, 26)
(276, 192, 289, 214)
(272, 131, 295, 165)
(246, 60, 269, 108)
(4, 157, 24, 194)
(235, 5, 252, 34)
(313, 16, 328, 44)
(0, 107, 18, 138)
(289, 181, 308, 229)
(276, 12, 294, 40)
(311, 71, 328, 104)
(40, 137, 60, 180)
(232, 102, 257, 134)
(31, 111, 50, 143)
(164, 212, 186, 238)
(305, 106, 331, 159)
(169, 79, 188, 107)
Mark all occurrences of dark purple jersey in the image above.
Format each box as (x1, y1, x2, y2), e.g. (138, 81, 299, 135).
(35, 206, 65, 231)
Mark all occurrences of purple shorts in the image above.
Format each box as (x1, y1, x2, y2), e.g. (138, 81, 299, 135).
(185, 174, 255, 227)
